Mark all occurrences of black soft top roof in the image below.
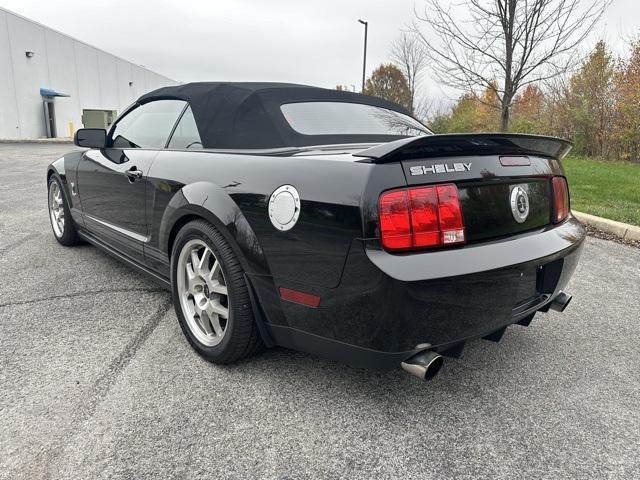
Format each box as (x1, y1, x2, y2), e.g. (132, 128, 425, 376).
(137, 82, 416, 149)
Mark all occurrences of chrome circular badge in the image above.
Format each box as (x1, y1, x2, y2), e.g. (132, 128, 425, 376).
(269, 185, 300, 231)
(510, 185, 530, 224)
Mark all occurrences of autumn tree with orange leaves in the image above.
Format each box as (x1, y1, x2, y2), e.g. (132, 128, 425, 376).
(363, 64, 412, 112)
(429, 39, 640, 162)
(612, 40, 640, 161)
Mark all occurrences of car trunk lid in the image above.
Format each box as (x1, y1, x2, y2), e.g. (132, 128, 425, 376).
(357, 134, 571, 245)
(354, 133, 572, 163)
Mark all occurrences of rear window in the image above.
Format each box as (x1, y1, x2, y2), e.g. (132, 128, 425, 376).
(280, 102, 431, 137)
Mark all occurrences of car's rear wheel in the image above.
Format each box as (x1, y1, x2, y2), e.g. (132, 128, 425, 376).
(48, 176, 80, 246)
(171, 220, 263, 364)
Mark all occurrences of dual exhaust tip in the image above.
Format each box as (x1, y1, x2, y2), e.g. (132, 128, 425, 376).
(401, 291, 572, 381)
(401, 350, 444, 381)
(549, 291, 572, 312)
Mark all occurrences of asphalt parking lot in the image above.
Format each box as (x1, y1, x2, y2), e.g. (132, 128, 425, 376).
(1, 142, 639, 479)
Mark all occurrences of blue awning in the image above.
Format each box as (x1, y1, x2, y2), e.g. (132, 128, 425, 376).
(40, 88, 70, 97)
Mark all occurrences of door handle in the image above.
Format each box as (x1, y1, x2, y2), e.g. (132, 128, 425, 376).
(125, 168, 143, 180)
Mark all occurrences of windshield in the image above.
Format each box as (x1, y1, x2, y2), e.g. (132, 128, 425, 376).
(280, 102, 432, 137)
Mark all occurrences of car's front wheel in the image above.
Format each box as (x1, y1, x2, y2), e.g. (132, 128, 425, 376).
(171, 220, 263, 364)
(48, 176, 80, 246)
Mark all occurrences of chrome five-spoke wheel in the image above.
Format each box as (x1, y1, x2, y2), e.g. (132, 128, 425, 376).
(48, 180, 65, 237)
(177, 239, 230, 347)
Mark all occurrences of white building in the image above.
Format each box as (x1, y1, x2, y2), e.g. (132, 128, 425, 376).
(0, 6, 177, 139)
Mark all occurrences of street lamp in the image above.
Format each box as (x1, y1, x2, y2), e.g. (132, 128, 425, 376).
(357, 19, 368, 93)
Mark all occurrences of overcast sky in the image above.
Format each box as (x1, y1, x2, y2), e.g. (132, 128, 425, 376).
(2, 0, 638, 102)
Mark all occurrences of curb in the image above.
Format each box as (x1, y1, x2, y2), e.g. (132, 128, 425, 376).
(573, 211, 640, 242)
(0, 138, 73, 144)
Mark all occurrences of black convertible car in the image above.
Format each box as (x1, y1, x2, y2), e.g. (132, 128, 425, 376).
(47, 82, 584, 380)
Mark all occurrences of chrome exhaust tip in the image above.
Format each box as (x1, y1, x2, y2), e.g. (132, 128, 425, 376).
(401, 350, 444, 381)
(549, 291, 572, 313)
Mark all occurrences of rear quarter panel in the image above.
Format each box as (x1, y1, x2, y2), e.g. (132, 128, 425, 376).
(146, 150, 373, 288)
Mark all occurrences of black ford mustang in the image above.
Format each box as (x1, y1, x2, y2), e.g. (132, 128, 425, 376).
(47, 82, 584, 380)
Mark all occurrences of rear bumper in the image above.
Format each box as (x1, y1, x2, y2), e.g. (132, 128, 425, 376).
(365, 214, 585, 281)
(256, 215, 586, 369)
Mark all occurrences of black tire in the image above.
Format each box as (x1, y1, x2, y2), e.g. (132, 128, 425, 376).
(171, 220, 263, 364)
(47, 176, 81, 246)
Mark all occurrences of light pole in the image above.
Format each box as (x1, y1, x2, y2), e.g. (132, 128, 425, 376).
(358, 19, 368, 93)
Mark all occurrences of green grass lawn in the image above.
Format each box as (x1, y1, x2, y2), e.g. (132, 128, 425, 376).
(562, 156, 640, 226)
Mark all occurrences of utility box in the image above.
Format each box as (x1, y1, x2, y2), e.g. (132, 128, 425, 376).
(82, 109, 117, 129)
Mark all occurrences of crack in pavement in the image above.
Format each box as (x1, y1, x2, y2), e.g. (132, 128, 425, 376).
(39, 297, 174, 480)
(84, 297, 174, 413)
(0, 233, 39, 256)
(0, 287, 168, 308)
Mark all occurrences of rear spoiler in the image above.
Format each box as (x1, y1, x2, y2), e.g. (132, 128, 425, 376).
(353, 133, 572, 163)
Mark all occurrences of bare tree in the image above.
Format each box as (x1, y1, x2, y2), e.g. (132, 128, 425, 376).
(391, 32, 428, 114)
(413, 0, 611, 131)
(412, 95, 438, 123)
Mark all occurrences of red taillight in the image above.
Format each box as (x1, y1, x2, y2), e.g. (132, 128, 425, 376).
(435, 184, 466, 245)
(409, 187, 439, 247)
(379, 184, 465, 251)
(552, 176, 569, 223)
(379, 189, 412, 249)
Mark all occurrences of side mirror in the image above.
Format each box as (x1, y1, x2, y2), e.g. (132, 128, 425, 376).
(74, 128, 107, 148)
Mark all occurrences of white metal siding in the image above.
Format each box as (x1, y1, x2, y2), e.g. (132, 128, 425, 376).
(0, 7, 177, 139)
(0, 10, 20, 138)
